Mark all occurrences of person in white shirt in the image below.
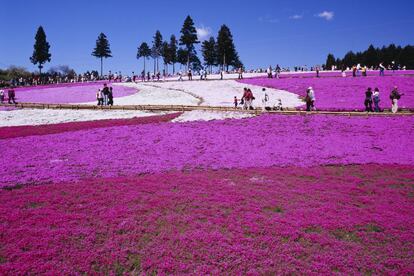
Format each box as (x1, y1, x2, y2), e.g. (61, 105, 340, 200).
(308, 86, 316, 110)
(261, 88, 269, 111)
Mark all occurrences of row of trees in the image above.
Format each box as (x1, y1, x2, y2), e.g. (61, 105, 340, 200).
(325, 44, 414, 70)
(137, 15, 242, 76)
(29, 15, 242, 78)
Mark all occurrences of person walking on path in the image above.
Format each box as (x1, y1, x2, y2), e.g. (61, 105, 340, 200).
(246, 89, 255, 110)
(373, 88, 381, 112)
(188, 69, 192, 81)
(7, 87, 17, 104)
(390, 86, 403, 113)
(364, 87, 373, 112)
(234, 96, 238, 109)
(242, 88, 249, 110)
(108, 87, 114, 106)
(267, 66, 273, 78)
(238, 67, 243, 79)
(178, 71, 183, 81)
(261, 88, 269, 111)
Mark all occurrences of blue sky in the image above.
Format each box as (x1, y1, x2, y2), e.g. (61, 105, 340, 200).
(1, 0, 413, 74)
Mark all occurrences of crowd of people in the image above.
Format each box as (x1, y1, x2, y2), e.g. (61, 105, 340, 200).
(235, 87, 283, 111)
(364, 86, 403, 113)
(96, 83, 114, 106)
(0, 87, 16, 104)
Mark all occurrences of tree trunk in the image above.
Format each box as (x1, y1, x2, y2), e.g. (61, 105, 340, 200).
(100, 57, 103, 77)
(153, 59, 156, 74)
(173, 63, 175, 74)
(187, 54, 190, 71)
(143, 58, 146, 76)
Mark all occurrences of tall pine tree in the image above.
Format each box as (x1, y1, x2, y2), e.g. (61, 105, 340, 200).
(30, 26, 51, 75)
(201, 37, 217, 73)
(151, 30, 163, 73)
(92, 33, 112, 77)
(216, 25, 240, 71)
(325, 53, 336, 70)
(137, 42, 151, 75)
(179, 15, 199, 69)
(161, 41, 171, 73)
(169, 35, 178, 74)
(177, 48, 188, 69)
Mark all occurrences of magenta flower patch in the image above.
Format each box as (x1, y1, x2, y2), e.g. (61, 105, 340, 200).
(0, 165, 413, 274)
(13, 82, 138, 104)
(1, 114, 413, 188)
(239, 74, 414, 111)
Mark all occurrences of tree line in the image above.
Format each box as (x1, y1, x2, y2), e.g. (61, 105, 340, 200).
(28, 15, 242, 78)
(137, 15, 243, 76)
(325, 44, 414, 70)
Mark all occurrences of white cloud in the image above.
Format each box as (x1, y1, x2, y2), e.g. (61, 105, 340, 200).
(289, 14, 303, 20)
(316, 11, 334, 21)
(196, 26, 212, 41)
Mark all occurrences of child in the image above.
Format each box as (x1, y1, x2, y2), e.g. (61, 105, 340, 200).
(234, 96, 238, 108)
(97, 89, 103, 106)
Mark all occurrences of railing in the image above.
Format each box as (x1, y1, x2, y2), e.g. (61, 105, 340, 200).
(1, 102, 413, 116)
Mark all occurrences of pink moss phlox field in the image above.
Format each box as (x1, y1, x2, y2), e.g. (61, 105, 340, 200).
(239, 75, 414, 111)
(278, 70, 414, 79)
(13, 82, 137, 104)
(0, 165, 413, 274)
(0, 112, 181, 139)
(1, 114, 413, 187)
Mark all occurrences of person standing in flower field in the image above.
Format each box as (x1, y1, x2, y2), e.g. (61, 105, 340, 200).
(352, 65, 357, 77)
(0, 89, 5, 103)
(305, 88, 313, 111)
(307, 86, 315, 111)
(390, 86, 403, 113)
(7, 87, 17, 104)
(379, 62, 386, 76)
(102, 83, 110, 105)
(96, 89, 104, 106)
(108, 87, 114, 106)
(373, 88, 381, 112)
(364, 87, 373, 112)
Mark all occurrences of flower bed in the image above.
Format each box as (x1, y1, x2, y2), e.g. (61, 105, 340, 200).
(0, 112, 180, 139)
(239, 74, 414, 111)
(0, 165, 413, 274)
(1, 114, 413, 188)
(11, 82, 138, 104)
(278, 70, 414, 78)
